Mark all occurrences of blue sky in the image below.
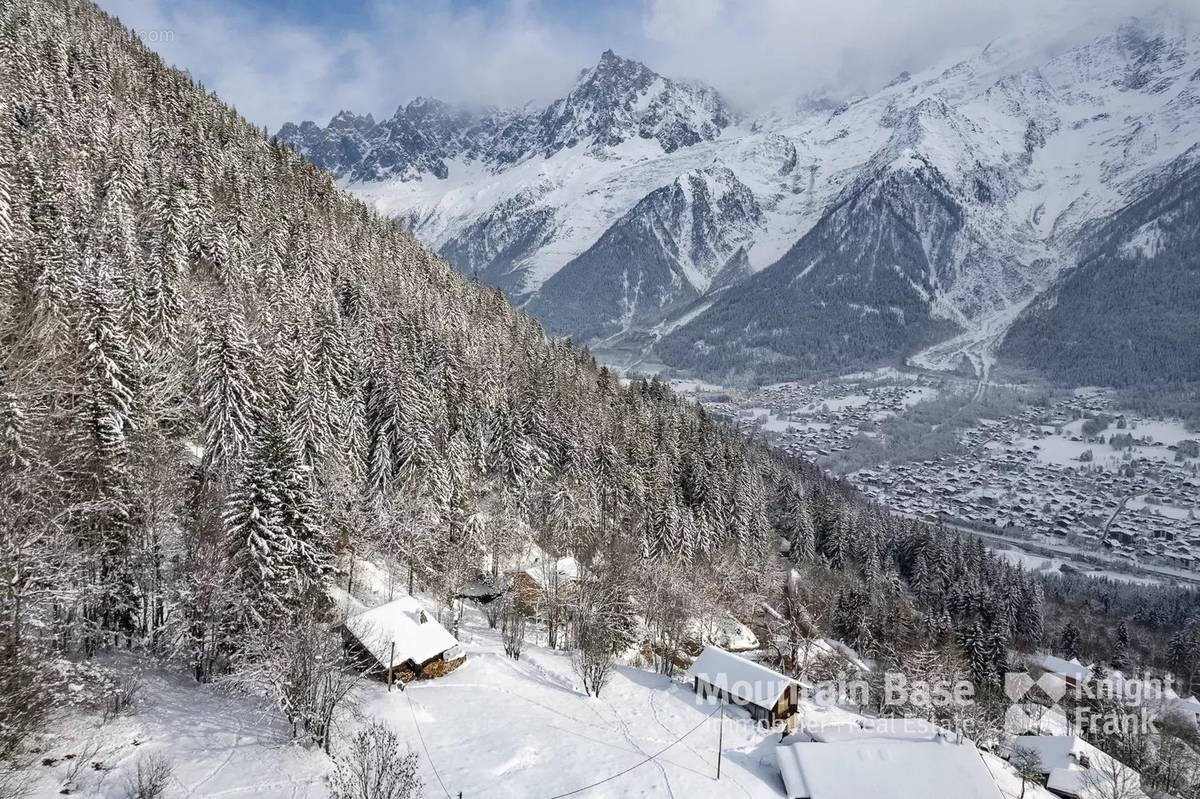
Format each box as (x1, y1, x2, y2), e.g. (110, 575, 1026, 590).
(99, 0, 1167, 131)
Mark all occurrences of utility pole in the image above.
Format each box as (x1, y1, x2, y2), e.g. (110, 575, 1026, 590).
(388, 642, 395, 692)
(716, 707, 724, 780)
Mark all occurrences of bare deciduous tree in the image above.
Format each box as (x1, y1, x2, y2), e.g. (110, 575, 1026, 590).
(638, 561, 693, 676)
(227, 614, 363, 753)
(571, 575, 627, 698)
(1141, 713, 1200, 798)
(535, 555, 572, 650)
(501, 602, 527, 661)
(103, 674, 142, 722)
(329, 722, 422, 799)
(1008, 744, 1044, 799)
(1079, 754, 1144, 799)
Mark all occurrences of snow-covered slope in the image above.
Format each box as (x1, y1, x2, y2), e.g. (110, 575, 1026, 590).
(525, 163, 764, 340)
(279, 13, 1200, 380)
(999, 153, 1200, 385)
(26, 592, 1049, 799)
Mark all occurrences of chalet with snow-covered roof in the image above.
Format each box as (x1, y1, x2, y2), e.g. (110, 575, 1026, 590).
(1007, 734, 1147, 799)
(1162, 694, 1200, 726)
(509, 556, 580, 612)
(1008, 735, 1095, 798)
(776, 719, 1002, 799)
(686, 646, 803, 726)
(1030, 654, 1091, 692)
(340, 597, 464, 683)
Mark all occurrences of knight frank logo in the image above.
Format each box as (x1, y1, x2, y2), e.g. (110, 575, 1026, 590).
(1003, 670, 1068, 733)
(1004, 669, 1167, 736)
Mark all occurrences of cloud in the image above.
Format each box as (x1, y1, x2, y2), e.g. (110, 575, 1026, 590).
(636, 0, 1186, 109)
(98, 0, 1187, 131)
(99, 0, 624, 129)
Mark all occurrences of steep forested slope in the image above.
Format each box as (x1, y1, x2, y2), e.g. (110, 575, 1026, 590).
(0, 0, 785, 651)
(1000, 156, 1200, 385)
(0, 0, 1043, 771)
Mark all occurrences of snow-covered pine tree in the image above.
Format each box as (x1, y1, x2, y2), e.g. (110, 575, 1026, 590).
(198, 306, 262, 481)
(1058, 621, 1081, 661)
(223, 418, 292, 627)
(71, 252, 138, 643)
(959, 621, 992, 689)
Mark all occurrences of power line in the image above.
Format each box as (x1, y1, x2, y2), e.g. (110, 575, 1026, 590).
(545, 703, 723, 799)
(403, 676, 720, 796)
(406, 689, 453, 799)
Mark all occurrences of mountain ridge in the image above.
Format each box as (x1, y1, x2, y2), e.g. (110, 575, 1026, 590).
(279, 12, 1200, 384)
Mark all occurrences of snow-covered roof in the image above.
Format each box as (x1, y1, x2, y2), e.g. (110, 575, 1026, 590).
(686, 614, 759, 652)
(343, 597, 460, 669)
(1032, 654, 1091, 681)
(1008, 735, 1089, 773)
(776, 736, 1002, 799)
(1007, 734, 1148, 799)
(1045, 767, 1091, 799)
(1138, 692, 1200, 725)
(520, 556, 580, 587)
(685, 646, 798, 710)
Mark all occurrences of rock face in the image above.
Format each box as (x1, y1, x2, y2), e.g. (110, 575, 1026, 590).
(276, 51, 732, 183)
(656, 163, 966, 380)
(280, 13, 1200, 382)
(526, 164, 762, 340)
(533, 50, 731, 157)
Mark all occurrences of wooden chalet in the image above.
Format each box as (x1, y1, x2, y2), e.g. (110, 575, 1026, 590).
(340, 597, 464, 683)
(1030, 654, 1091, 693)
(686, 645, 804, 726)
(509, 556, 579, 613)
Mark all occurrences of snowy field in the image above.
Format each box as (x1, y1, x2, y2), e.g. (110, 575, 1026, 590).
(800, 394, 871, 414)
(362, 617, 791, 798)
(1060, 418, 1196, 448)
(762, 417, 831, 434)
(1018, 416, 1199, 469)
(23, 661, 330, 797)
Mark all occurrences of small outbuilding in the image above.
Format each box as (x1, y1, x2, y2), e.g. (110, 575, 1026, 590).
(686, 645, 803, 726)
(341, 597, 464, 683)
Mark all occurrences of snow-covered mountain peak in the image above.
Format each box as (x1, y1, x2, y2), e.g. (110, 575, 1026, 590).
(276, 50, 733, 186)
(535, 50, 732, 157)
(281, 14, 1200, 380)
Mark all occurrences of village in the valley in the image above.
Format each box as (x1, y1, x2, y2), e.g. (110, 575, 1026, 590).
(673, 375, 1200, 586)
